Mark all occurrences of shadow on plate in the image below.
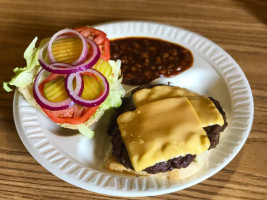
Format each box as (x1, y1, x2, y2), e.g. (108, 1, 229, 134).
(76, 109, 114, 171)
(92, 109, 114, 168)
(42, 115, 78, 137)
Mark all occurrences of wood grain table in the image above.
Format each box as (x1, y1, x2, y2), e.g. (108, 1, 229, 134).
(0, 0, 266, 199)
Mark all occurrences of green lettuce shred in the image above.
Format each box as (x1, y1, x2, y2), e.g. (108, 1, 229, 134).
(3, 37, 40, 92)
(77, 124, 95, 139)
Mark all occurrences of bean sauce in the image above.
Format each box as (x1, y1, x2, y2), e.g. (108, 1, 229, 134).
(110, 37, 193, 85)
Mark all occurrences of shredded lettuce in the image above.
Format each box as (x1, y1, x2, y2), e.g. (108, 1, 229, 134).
(3, 37, 50, 92)
(3, 37, 40, 92)
(77, 124, 95, 139)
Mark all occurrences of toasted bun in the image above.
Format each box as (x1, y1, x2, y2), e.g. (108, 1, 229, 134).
(104, 147, 209, 181)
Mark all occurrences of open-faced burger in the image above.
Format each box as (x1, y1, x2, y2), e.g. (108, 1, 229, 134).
(4, 27, 124, 138)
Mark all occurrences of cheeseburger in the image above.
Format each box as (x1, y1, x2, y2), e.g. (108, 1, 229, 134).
(106, 84, 228, 178)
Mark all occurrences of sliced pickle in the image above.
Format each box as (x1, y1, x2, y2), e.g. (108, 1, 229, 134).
(44, 77, 69, 102)
(93, 59, 112, 77)
(52, 37, 88, 63)
(81, 75, 101, 100)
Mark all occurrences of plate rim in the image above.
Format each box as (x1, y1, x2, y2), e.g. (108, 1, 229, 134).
(13, 20, 254, 197)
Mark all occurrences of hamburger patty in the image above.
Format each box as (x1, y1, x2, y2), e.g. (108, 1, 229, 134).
(107, 85, 228, 174)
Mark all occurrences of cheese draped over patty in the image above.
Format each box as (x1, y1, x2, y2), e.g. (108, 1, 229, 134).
(117, 86, 224, 172)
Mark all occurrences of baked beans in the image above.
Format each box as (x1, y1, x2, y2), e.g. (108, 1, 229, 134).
(110, 37, 193, 85)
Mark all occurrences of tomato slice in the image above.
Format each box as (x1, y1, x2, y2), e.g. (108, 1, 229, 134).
(74, 27, 110, 61)
(38, 73, 99, 125)
(102, 38, 110, 61)
(42, 105, 99, 125)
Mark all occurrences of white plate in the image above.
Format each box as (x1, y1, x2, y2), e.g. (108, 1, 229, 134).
(13, 21, 254, 197)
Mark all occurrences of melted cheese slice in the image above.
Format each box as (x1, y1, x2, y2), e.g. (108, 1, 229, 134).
(133, 85, 224, 126)
(117, 97, 210, 172)
(133, 85, 199, 107)
(188, 97, 224, 126)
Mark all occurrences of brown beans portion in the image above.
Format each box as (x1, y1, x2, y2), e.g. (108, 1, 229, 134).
(110, 37, 193, 85)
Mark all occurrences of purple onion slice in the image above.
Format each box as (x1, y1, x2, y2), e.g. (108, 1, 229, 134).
(33, 68, 83, 111)
(38, 38, 100, 74)
(65, 68, 109, 107)
(47, 29, 88, 65)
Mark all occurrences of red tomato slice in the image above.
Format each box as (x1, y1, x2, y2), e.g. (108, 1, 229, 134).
(38, 73, 99, 125)
(102, 38, 110, 61)
(42, 105, 99, 125)
(74, 27, 110, 61)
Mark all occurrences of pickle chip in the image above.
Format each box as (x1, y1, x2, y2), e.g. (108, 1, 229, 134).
(52, 37, 87, 64)
(81, 75, 102, 100)
(93, 59, 112, 77)
(44, 77, 69, 102)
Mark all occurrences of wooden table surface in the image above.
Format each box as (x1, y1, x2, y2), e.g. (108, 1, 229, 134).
(0, 0, 266, 199)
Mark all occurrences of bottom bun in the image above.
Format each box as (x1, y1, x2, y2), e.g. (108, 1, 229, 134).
(104, 147, 209, 182)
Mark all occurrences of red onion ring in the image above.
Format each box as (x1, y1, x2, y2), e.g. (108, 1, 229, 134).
(38, 38, 100, 74)
(50, 62, 72, 69)
(33, 68, 84, 111)
(65, 69, 109, 107)
(48, 29, 88, 66)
